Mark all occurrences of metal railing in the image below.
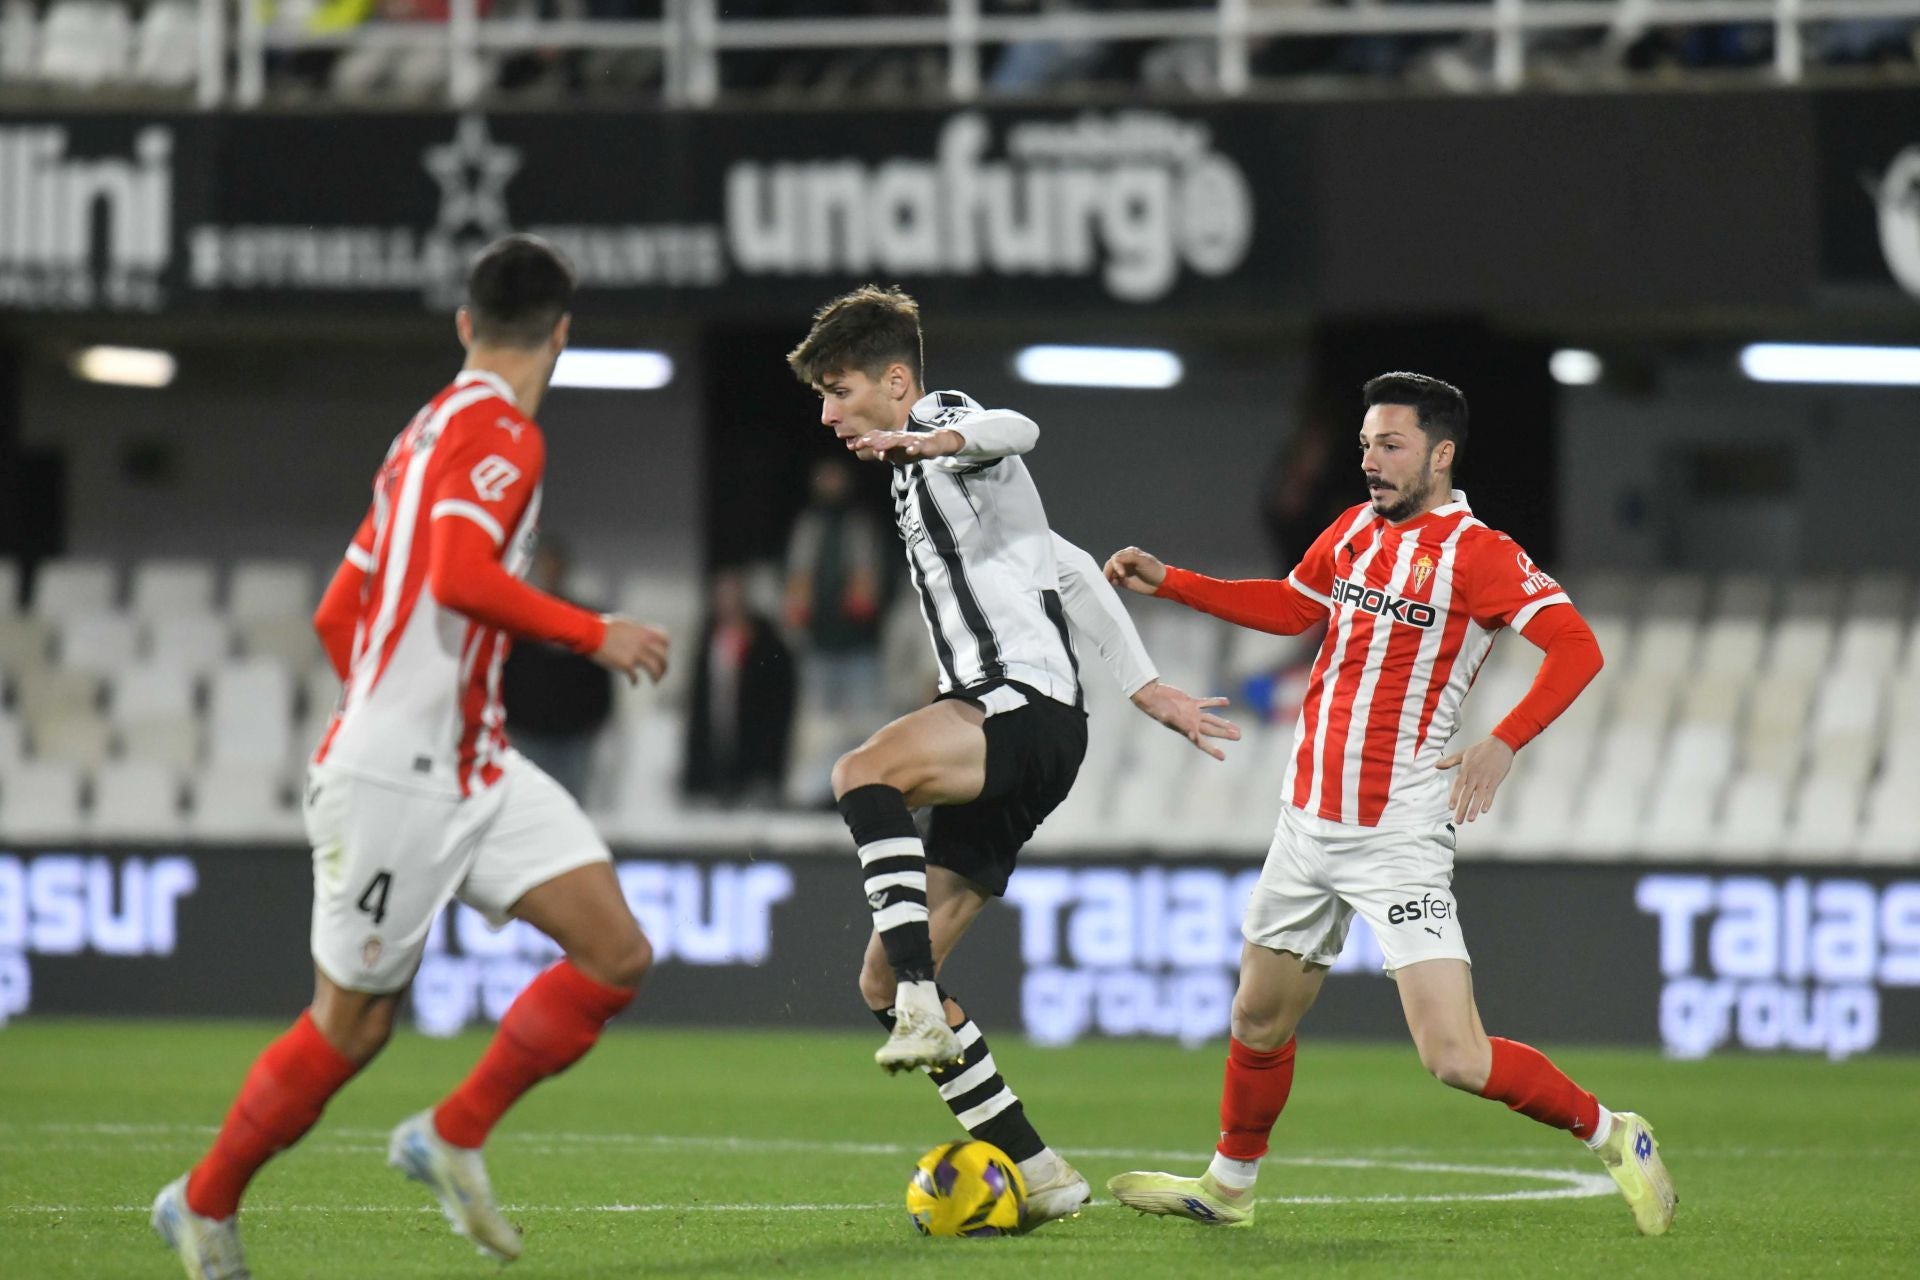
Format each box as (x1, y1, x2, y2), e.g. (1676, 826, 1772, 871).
(162, 0, 1920, 108)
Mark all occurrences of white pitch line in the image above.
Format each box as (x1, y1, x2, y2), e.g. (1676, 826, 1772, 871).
(3, 1123, 1901, 1162)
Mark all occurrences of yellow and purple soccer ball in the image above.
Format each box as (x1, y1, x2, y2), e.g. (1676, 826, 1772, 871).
(905, 1140, 1027, 1237)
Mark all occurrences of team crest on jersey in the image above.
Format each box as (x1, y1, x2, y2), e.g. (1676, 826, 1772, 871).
(361, 936, 383, 969)
(1411, 552, 1435, 593)
(470, 454, 522, 502)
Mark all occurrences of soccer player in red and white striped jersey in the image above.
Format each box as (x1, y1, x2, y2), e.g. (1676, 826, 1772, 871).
(1103, 373, 1676, 1237)
(153, 236, 672, 1279)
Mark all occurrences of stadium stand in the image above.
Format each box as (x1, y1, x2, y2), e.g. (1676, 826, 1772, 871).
(0, 553, 1911, 860)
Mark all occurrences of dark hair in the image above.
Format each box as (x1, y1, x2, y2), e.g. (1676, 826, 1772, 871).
(786, 284, 924, 388)
(465, 234, 575, 349)
(1362, 372, 1468, 463)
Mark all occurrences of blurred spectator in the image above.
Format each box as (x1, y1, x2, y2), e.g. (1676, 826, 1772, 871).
(1257, 386, 1352, 573)
(685, 568, 796, 807)
(783, 460, 886, 716)
(501, 538, 614, 802)
(986, 0, 1108, 96)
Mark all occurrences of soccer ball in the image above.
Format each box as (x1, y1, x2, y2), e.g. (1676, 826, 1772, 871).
(905, 1140, 1027, 1237)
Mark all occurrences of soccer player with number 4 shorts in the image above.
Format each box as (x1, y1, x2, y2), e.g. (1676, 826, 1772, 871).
(787, 285, 1241, 1232)
(152, 236, 674, 1279)
(1102, 373, 1676, 1237)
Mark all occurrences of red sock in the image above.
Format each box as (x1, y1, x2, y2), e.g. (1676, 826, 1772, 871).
(1216, 1036, 1297, 1160)
(433, 960, 634, 1149)
(1479, 1036, 1601, 1140)
(186, 1011, 360, 1220)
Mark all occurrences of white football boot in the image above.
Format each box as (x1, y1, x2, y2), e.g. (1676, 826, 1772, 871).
(387, 1110, 524, 1261)
(875, 980, 961, 1074)
(150, 1174, 252, 1280)
(1014, 1148, 1092, 1232)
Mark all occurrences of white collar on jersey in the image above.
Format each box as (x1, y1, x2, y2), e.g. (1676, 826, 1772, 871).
(1430, 489, 1471, 516)
(455, 369, 518, 405)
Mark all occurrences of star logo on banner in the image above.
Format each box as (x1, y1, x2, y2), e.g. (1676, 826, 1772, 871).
(423, 115, 522, 238)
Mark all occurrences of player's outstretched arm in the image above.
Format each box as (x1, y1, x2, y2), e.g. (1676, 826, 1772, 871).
(852, 407, 1038, 465)
(1054, 534, 1240, 760)
(1103, 547, 1326, 636)
(1130, 679, 1240, 761)
(1436, 604, 1603, 823)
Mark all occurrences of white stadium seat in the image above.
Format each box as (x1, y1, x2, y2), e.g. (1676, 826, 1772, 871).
(32, 708, 113, 771)
(131, 0, 196, 87)
(206, 658, 294, 768)
(1713, 772, 1789, 861)
(36, 0, 130, 87)
(111, 664, 196, 723)
(0, 761, 84, 841)
(1857, 778, 1920, 864)
(0, 616, 52, 680)
(0, 712, 23, 771)
(130, 559, 218, 619)
(147, 614, 235, 675)
(1782, 772, 1864, 862)
(228, 561, 317, 622)
(57, 612, 141, 677)
(89, 760, 184, 841)
(238, 615, 322, 672)
(189, 766, 299, 841)
(31, 559, 117, 620)
(118, 716, 201, 774)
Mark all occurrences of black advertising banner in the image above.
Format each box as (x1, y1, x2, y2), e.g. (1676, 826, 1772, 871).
(1312, 92, 1819, 313)
(0, 107, 1308, 317)
(1815, 88, 1920, 303)
(4, 846, 1917, 1061)
(1, 92, 1883, 320)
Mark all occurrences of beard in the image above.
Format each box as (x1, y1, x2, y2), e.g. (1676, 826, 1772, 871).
(1369, 463, 1435, 522)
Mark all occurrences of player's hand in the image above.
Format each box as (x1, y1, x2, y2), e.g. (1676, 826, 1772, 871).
(1103, 547, 1166, 595)
(1435, 735, 1514, 824)
(1131, 679, 1240, 761)
(850, 428, 962, 465)
(593, 616, 671, 685)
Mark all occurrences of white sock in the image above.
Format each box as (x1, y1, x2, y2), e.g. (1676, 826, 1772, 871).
(1583, 1107, 1615, 1151)
(1017, 1148, 1063, 1183)
(1207, 1151, 1260, 1191)
(893, 979, 942, 1021)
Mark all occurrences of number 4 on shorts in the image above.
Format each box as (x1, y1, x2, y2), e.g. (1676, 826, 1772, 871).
(356, 871, 394, 925)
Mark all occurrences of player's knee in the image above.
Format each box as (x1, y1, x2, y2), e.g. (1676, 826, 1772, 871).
(1418, 1039, 1487, 1092)
(831, 746, 886, 798)
(1229, 998, 1294, 1051)
(604, 930, 653, 990)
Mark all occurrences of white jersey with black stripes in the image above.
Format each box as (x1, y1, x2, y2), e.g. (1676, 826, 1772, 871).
(892, 390, 1149, 708)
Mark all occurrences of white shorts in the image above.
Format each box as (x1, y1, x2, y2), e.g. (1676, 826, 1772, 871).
(1242, 804, 1471, 973)
(305, 750, 611, 993)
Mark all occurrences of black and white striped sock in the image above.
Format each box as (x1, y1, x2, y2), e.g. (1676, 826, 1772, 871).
(868, 1002, 1045, 1162)
(837, 783, 934, 983)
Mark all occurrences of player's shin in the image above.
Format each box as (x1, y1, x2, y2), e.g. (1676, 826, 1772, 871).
(186, 1011, 362, 1220)
(1211, 1035, 1298, 1192)
(434, 959, 634, 1148)
(1477, 1036, 1603, 1141)
(838, 783, 937, 986)
(873, 1001, 1046, 1163)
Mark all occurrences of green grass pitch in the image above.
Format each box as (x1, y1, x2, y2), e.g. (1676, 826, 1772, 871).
(3, 1020, 1915, 1278)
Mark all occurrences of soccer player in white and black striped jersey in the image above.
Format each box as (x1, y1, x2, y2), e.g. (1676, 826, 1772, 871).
(787, 285, 1240, 1230)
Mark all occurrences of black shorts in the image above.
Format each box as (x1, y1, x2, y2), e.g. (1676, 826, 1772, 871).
(925, 682, 1088, 898)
